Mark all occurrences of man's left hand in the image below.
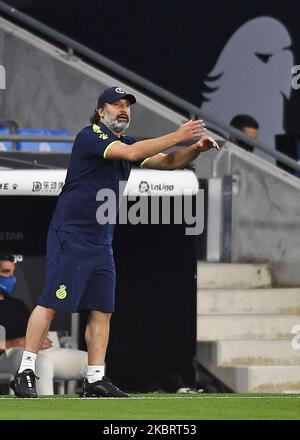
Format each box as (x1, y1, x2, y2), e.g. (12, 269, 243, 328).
(196, 136, 220, 152)
(41, 337, 53, 350)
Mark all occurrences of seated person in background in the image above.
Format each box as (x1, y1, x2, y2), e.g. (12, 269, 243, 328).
(0, 252, 87, 395)
(229, 114, 259, 153)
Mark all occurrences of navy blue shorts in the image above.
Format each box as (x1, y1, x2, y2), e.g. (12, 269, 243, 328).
(38, 229, 116, 313)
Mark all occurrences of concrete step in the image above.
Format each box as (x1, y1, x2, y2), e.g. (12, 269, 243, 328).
(197, 314, 300, 340)
(197, 340, 300, 366)
(198, 357, 300, 392)
(197, 263, 272, 289)
(197, 288, 300, 315)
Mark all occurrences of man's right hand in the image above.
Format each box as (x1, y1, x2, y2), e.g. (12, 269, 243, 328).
(175, 120, 206, 143)
(41, 337, 53, 350)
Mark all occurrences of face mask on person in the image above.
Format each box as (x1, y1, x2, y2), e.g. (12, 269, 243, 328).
(0, 275, 16, 295)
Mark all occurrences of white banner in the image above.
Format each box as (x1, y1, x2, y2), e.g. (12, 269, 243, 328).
(124, 169, 198, 196)
(0, 169, 66, 195)
(0, 168, 198, 196)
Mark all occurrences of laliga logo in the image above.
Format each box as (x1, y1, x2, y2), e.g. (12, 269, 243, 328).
(138, 181, 175, 193)
(139, 181, 150, 193)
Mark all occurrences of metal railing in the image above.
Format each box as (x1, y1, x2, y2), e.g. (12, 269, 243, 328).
(0, 134, 74, 143)
(0, 132, 300, 173)
(0, 0, 300, 172)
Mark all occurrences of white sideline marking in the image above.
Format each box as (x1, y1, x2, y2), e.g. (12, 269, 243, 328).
(1, 395, 300, 400)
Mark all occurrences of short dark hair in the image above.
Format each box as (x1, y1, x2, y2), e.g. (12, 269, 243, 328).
(0, 252, 14, 263)
(230, 114, 259, 131)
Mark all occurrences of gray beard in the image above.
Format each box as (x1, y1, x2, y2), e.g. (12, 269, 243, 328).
(102, 112, 130, 135)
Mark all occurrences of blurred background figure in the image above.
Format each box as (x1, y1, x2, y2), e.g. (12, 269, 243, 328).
(0, 252, 87, 395)
(229, 114, 260, 153)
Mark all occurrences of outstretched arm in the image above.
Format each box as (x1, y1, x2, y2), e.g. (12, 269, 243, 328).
(141, 136, 220, 170)
(104, 120, 206, 161)
(4, 336, 52, 350)
(3, 336, 26, 349)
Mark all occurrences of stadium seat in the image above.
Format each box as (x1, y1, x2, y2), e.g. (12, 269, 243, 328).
(0, 127, 13, 151)
(49, 331, 78, 395)
(16, 128, 72, 152)
(0, 353, 14, 395)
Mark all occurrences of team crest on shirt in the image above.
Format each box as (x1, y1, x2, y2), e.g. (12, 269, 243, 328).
(93, 124, 108, 140)
(55, 284, 67, 300)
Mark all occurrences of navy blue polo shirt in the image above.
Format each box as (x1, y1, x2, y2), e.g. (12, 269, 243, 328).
(50, 122, 142, 245)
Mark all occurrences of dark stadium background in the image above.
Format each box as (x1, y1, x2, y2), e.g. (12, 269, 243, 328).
(4, 0, 300, 133)
(2, 0, 300, 392)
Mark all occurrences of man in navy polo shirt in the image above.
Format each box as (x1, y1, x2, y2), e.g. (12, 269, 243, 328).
(10, 86, 219, 398)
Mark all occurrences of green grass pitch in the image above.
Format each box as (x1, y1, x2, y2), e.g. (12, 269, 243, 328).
(1, 394, 300, 420)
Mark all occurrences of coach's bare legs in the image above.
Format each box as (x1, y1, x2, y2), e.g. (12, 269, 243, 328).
(25, 305, 56, 353)
(85, 310, 111, 364)
(82, 310, 129, 396)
